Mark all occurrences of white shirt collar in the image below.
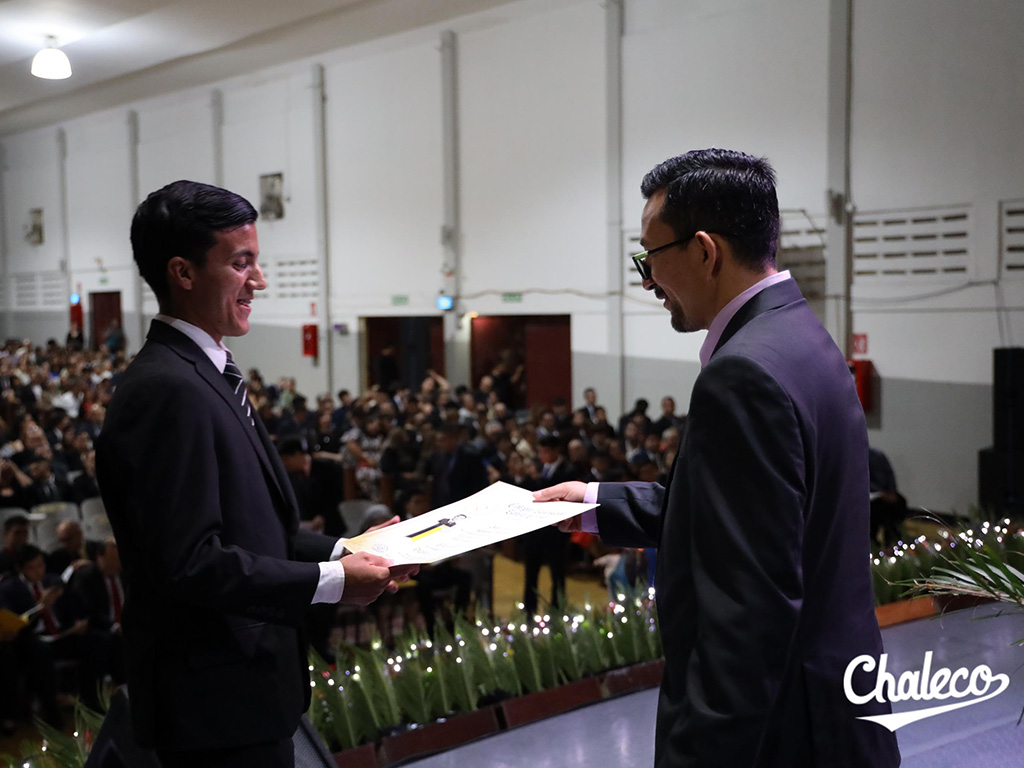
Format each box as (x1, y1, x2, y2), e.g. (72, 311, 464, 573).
(154, 315, 230, 374)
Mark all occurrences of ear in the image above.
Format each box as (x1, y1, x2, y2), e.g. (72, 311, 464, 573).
(693, 231, 722, 280)
(166, 256, 194, 292)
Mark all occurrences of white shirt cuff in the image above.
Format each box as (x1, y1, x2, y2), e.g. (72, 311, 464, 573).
(313, 560, 346, 604)
(580, 482, 600, 534)
(330, 538, 347, 560)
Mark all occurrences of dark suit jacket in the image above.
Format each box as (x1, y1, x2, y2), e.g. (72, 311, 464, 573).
(0, 573, 81, 633)
(69, 563, 121, 633)
(95, 320, 337, 751)
(595, 280, 900, 767)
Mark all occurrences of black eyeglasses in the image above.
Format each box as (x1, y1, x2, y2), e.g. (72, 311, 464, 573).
(631, 237, 692, 281)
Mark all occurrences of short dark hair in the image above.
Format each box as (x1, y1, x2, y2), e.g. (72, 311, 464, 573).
(15, 543, 43, 570)
(3, 515, 28, 533)
(130, 180, 258, 303)
(640, 148, 780, 270)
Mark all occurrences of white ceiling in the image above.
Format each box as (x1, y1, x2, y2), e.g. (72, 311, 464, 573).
(0, 0, 517, 136)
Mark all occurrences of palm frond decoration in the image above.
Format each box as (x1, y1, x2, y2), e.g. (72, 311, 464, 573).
(908, 526, 1024, 611)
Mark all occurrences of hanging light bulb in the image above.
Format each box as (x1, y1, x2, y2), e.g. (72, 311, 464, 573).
(31, 36, 72, 80)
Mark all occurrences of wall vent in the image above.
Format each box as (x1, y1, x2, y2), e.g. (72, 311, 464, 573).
(274, 257, 318, 299)
(40, 272, 66, 307)
(1000, 199, 1024, 276)
(11, 271, 70, 310)
(853, 205, 971, 279)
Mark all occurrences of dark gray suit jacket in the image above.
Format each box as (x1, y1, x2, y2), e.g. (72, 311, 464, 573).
(96, 320, 337, 751)
(596, 280, 900, 767)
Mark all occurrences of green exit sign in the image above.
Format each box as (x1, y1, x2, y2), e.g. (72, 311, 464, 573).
(501, 292, 523, 303)
(391, 295, 409, 306)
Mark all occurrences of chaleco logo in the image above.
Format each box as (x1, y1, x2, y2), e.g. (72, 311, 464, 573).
(843, 651, 1010, 731)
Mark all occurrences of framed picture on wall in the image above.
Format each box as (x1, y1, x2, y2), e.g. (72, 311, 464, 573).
(259, 172, 284, 221)
(25, 208, 44, 245)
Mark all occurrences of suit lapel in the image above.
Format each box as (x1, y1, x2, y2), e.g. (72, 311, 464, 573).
(145, 321, 296, 525)
(711, 278, 805, 360)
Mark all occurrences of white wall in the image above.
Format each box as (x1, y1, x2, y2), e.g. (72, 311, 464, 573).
(847, 0, 1024, 512)
(620, 0, 831, 399)
(0, 0, 1022, 513)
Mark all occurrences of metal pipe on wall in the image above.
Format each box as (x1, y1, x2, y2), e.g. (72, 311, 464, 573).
(127, 110, 145, 345)
(0, 143, 10, 336)
(605, 0, 625, 418)
(440, 29, 468, 387)
(312, 63, 335, 394)
(57, 128, 72, 333)
(825, 0, 855, 357)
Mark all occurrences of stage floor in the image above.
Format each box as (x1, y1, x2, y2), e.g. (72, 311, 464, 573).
(406, 603, 1024, 768)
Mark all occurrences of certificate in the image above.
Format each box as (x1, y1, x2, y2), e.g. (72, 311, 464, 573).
(342, 481, 595, 565)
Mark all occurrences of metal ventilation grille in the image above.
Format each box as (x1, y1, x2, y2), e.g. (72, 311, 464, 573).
(40, 272, 65, 307)
(11, 272, 63, 309)
(853, 205, 971, 278)
(274, 257, 318, 299)
(0, 277, 6, 311)
(1000, 199, 1024, 275)
(777, 210, 826, 299)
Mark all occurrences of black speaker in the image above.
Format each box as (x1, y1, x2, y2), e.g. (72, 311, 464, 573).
(994, 347, 1024, 452)
(978, 447, 1024, 517)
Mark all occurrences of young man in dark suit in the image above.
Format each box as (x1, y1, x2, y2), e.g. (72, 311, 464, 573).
(536, 150, 900, 767)
(96, 181, 414, 768)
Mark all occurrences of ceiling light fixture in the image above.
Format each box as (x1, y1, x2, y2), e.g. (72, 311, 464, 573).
(31, 36, 72, 80)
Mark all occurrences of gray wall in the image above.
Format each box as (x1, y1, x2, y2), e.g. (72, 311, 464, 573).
(230, 323, 332, 400)
(868, 377, 991, 517)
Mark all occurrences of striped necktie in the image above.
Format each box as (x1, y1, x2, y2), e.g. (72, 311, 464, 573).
(223, 351, 254, 426)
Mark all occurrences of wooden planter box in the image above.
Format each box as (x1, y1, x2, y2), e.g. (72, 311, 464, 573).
(874, 596, 936, 628)
(327, 660, 664, 766)
(602, 658, 666, 697)
(932, 594, 995, 613)
(332, 743, 379, 768)
(376, 706, 501, 766)
(499, 676, 604, 729)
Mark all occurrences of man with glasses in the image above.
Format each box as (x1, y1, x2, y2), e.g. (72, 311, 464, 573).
(537, 149, 899, 767)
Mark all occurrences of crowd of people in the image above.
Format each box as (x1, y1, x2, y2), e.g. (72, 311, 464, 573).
(0, 334, 689, 733)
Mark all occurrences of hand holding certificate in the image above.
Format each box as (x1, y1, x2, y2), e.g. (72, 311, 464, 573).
(343, 481, 597, 565)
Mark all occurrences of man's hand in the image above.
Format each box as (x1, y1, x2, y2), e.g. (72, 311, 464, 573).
(389, 564, 420, 586)
(533, 481, 587, 503)
(340, 552, 397, 606)
(533, 481, 589, 532)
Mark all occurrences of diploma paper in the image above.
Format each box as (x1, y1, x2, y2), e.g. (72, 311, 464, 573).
(343, 481, 595, 565)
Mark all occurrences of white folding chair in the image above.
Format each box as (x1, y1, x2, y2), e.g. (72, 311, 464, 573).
(30, 502, 81, 552)
(80, 497, 113, 540)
